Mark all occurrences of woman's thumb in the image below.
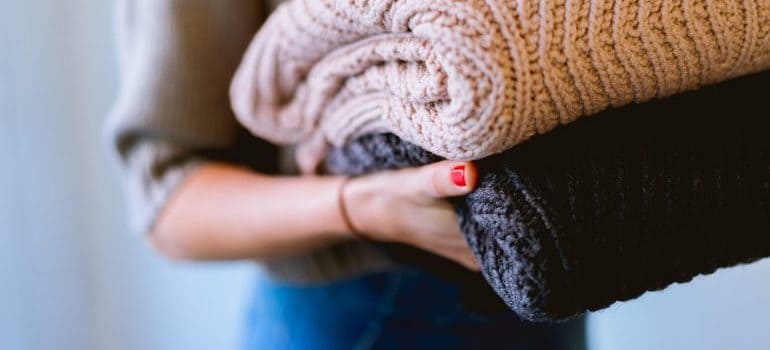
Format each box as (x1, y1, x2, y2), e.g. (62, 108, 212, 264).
(414, 161, 478, 198)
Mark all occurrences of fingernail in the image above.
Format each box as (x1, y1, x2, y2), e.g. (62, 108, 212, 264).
(451, 165, 466, 187)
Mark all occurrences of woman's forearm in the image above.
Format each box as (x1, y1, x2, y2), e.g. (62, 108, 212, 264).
(150, 162, 353, 261)
(149, 159, 479, 270)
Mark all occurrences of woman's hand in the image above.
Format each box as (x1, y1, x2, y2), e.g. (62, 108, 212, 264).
(341, 161, 480, 271)
(150, 161, 480, 269)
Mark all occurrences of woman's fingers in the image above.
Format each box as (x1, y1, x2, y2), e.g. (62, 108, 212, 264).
(411, 161, 478, 198)
(413, 233, 480, 271)
(342, 160, 482, 271)
(446, 246, 481, 271)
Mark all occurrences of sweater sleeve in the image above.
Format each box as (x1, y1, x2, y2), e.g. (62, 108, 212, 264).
(105, 0, 272, 234)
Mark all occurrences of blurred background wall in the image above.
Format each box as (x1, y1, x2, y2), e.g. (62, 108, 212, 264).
(0, 1, 768, 350)
(0, 1, 253, 349)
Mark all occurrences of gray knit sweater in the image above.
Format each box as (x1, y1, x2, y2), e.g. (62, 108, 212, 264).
(326, 72, 770, 321)
(106, 0, 395, 283)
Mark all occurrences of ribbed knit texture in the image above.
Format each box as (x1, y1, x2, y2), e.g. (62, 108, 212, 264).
(232, 0, 770, 172)
(325, 72, 770, 322)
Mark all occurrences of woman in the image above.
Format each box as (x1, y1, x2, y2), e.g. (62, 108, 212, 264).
(106, 0, 585, 348)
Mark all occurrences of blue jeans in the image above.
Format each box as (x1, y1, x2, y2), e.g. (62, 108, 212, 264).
(242, 268, 585, 350)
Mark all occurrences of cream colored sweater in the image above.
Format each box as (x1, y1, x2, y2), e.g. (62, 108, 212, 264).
(107, 0, 394, 283)
(231, 0, 770, 172)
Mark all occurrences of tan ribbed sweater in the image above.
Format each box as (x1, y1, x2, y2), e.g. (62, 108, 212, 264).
(231, 0, 770, 172)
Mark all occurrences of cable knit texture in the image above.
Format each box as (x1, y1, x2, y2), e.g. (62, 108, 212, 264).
(325, 73, 770, 322)
(232, 0, 770, 171)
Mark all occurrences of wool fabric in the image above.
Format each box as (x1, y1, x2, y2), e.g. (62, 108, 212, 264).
(231, 0, 770, 172)
(325, 72, 770, 322)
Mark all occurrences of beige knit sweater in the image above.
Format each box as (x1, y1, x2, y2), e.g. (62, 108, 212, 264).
(231, 0, 770, 172)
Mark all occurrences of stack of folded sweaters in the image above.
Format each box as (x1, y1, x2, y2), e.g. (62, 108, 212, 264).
(231, 0, 770, 321)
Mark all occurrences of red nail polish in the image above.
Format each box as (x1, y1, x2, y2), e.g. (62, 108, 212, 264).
(451, 165, 466, 187)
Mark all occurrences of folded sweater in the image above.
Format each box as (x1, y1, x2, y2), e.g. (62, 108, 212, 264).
(324, 72, 770, 322)
(232, 0, 770, 172)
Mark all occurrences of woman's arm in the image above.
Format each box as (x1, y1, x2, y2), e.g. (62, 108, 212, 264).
(107, 0, 479, 270)
(106, 0, 268, 234)
(151, 160, 480, 270)
(150, 163, 350, 261)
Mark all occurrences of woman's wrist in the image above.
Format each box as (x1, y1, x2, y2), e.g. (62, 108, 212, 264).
(314, 176, 354, 240)
(338, 173, 398, 243)
(336, 176, 364, 238)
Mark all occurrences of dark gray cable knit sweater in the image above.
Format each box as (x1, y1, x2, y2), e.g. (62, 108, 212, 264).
(325, 72, 770, 322)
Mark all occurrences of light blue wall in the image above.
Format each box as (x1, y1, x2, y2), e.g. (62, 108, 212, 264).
(0, 1, 254, 350)
(1, 1, 769, 350)
(588, 259, 770, 349)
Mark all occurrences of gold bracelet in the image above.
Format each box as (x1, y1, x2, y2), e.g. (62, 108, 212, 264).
(337, 176, 366, 239)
